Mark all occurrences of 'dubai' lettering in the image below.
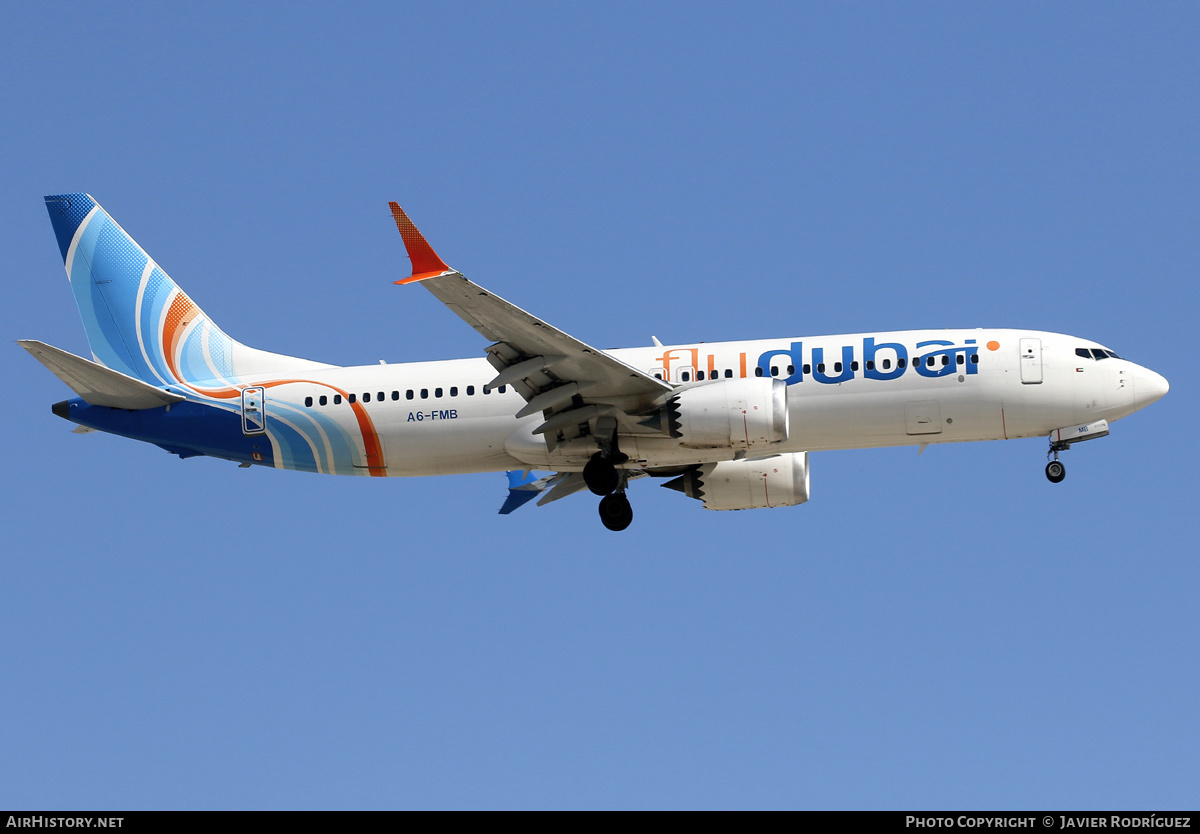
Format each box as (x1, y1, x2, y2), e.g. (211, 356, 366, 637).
(756, 342, 804, 384)
(863, 337, 908, 381)
(914, 339, 979, 378)
(811, 344, 854, 384)
(745, 337, 980, 386)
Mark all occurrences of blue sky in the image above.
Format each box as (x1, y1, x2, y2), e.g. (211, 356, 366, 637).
(1, 2, 1196, 810)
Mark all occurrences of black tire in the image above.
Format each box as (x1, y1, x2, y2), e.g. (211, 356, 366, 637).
(1045, 461, 1066, 484)
(584, 454, 619, 496)
(599, 493, 633, 531)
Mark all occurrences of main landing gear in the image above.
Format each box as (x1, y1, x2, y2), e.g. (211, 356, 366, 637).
(584, 450, 633, 531)
(598, 492, 633, 531)
(583, 452, 620, 496)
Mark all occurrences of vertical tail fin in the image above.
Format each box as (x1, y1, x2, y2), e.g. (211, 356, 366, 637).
(44, 194, 331, 392)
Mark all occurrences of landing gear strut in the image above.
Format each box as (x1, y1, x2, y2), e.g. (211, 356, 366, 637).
(598, 492, 633, 531)
(1045, 438, 1067, 484)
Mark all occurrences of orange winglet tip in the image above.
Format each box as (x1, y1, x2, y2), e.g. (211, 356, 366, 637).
(395, 270, 451, 285)
(389, 202, 450, 283)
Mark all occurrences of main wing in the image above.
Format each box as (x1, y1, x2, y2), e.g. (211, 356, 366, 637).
(388, 204, 672, 446)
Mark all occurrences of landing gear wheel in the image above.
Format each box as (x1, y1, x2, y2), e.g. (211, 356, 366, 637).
(584, 453, 619, 496)
(598, 493, 633, 531)
(1045, 460, 1066, 484)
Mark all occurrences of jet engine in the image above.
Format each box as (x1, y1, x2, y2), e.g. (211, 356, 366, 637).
(662, 452, 810, 511)
(643, 377, 788, 450)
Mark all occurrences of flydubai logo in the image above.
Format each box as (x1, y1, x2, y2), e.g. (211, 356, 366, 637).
(656, 338, 998, 386)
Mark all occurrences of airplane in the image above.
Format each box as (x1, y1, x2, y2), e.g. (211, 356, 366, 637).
(22, 194, 1170, 531)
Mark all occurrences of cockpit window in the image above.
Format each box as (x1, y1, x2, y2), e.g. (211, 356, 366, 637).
(1105, 350, 1121, 359)
(1091, 349, 1109, 361)
(1076, 348, 1092, 359)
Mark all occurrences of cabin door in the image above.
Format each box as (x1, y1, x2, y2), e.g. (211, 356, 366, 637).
(1019, 338, 1043, 384)
(241, 386, 267, 435)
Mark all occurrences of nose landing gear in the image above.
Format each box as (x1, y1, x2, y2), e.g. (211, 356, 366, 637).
(1045, 437, 1069, 484)
(1045, 459, 1066, 483)
(1043, 419, 1110, 484)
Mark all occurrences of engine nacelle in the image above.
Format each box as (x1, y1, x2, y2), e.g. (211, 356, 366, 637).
(663, 451, 810, 511)
(652, 377, 788, 450)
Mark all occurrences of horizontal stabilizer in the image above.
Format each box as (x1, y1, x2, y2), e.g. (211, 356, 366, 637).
(19, 340, 185, 409)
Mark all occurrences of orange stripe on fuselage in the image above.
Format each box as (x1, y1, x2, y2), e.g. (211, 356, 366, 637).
(159, 298, 386, 476)
(258, 380, 387, 477)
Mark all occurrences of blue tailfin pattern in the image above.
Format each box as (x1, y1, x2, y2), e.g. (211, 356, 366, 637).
(44, 194, 331, 393)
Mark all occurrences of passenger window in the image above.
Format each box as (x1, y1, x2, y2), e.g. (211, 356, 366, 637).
(450, 387, 458, 397)
(654, 373, 663, 380)
(851, 361, 859, 371)
(467, 385, 475, 395)
(770, 366, 779, 377)
(334, 395, 342, 405)
(435, 387, 443, 398)
(305, 396, 313, 407)
(406, 390, 414, 400)
(754, 367, 763, 377)
(483, 386, 490, 395)
(348, 393, 356, 403)
(898, 358, 906, 369)
(724, 369, 733, 378)
(941, 355, 949, 366)
(803, 364, 811, 374)
(378, 392, 384, 401)
(834, 362, 842, 373)
(499, 385, 507, 393)
(882, 359, 891, 370)
(363, 393, 371, 402)
(392, 391, 399, 401)
(866, 360, 875, 371)
(421, 389, 429, 399)
(970, 355, 979, 364)
(927, 357, 936, 367)
(681, 371, 691, 382)
(697, 371, 705, 381)
(319, 395, 328, 406)
(817, 363, 825, 373)
(956, 354, 964, 365)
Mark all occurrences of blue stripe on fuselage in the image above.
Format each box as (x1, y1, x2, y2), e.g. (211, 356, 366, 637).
(60, 398, 274, 467)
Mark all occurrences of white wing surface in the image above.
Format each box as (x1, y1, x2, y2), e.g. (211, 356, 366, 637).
(388, 204, 671, 445)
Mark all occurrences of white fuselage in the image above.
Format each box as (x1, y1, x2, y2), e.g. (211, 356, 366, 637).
(241, 328, 1162, 478)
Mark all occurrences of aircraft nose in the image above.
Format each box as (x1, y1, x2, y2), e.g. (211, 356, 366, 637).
(1133, 365, 1169, 409)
